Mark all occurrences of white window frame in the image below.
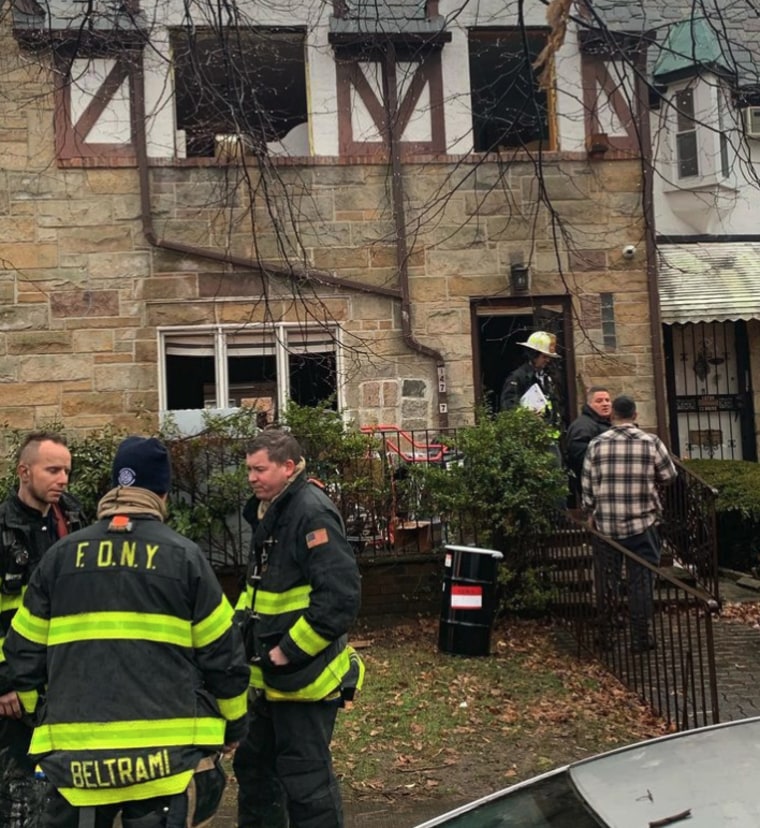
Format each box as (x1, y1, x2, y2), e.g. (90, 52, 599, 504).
(158, 323, 344, 426)
(674, 86, 699, 179)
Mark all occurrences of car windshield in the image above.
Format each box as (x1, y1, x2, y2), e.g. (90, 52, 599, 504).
(433, 771, 603, 827)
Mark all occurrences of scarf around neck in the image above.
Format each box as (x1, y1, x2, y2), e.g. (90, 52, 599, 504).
(97, 487, 168, 522)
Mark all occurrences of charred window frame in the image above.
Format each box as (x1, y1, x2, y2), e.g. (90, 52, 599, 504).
(170, 26, 308, 158)
(468, 28, 553, 153)
(159, 324, 341, 421)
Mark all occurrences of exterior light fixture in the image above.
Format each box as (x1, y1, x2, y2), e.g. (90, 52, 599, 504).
(510, 263, 530, 295)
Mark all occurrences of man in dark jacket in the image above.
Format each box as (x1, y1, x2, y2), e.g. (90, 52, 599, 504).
(4, 436, 249, 828)
(0, 431, 85, 828)
(565, 387, 612, 504)
(233, 429, 363, 828)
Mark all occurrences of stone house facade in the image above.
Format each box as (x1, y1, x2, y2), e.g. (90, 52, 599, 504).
(0, 1, 663, 438)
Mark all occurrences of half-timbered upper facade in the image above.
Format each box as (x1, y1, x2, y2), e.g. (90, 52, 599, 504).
(0, 0, 717, 447)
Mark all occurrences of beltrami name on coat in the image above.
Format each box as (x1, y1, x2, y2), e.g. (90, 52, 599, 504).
(70, 750, 171, 788)
(74, 540, 159, 570)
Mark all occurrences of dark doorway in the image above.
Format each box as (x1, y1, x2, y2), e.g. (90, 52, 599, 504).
(473, 301, 573, 429)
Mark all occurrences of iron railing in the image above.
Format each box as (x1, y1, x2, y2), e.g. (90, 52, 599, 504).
(543, 510, 720, 731)
(167, 422, 723, 729)
(659, 457, 719, 601)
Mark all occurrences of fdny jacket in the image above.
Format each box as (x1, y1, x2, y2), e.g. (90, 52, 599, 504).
(235, 475, 363, 702)
(0, 491, 84, 695)
(3, 497, 249, 807)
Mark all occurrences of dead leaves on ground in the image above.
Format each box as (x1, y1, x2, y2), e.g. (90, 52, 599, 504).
(719, 600, 760, 627)
(336, 617, 666, 801)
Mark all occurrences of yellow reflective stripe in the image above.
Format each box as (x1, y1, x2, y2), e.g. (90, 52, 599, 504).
(289, 616, 330, 657)
(357, 655, 366, 691)
(18, 689, 39, 713)
(192, 598, 233, 649)
(0, 593, 24, 612)
(249, 663, 263, 688)
(217, 689, 248, 721)
(30, 717, 225, 753)
(58, 770, 194, 807)
(0, 639, 5, 663)
(11, 605, 49, 644)
(349, 646, 366, 692)
(235, 587, 252, 613)
(253, 585, 311, 615)
(47, 613, 192, 647)
(264, 648, 351, 702)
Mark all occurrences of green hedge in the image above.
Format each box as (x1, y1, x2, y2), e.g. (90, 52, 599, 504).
(684, 459, 760, 573)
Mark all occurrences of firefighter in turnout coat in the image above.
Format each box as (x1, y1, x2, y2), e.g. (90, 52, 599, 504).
(233, 429, 364, 828)
(0, 432, 85, 828)
(4, 437, 250, 828)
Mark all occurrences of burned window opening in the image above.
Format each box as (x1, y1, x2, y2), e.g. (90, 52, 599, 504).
(468, 28, 551, 153)
(162, 326, 339, 423)
(170, 26, 308, 158)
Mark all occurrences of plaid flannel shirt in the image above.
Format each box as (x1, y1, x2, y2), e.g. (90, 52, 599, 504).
(581, 423, 677, 538)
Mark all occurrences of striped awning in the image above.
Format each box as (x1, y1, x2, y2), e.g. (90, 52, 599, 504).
(658, 243, 760, 324)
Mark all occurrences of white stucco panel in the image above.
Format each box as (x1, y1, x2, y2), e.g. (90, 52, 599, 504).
(352, 62, 384, 143)
(398, 62, 432, 143)
(70, 58, 131, 144)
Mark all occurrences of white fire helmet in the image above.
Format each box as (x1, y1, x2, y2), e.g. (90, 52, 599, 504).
(517, 331, 561, 358)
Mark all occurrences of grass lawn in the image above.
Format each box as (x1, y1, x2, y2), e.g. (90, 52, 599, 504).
(333, 615, 668, 805)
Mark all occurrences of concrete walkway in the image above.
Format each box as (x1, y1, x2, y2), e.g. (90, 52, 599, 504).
(712, 577, 760, 722)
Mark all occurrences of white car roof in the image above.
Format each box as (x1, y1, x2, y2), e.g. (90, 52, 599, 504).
(415, 717, 760, 827)
(570, 717, 760, 827)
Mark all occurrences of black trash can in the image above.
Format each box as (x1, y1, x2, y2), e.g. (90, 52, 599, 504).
(438, 544, 504, 656)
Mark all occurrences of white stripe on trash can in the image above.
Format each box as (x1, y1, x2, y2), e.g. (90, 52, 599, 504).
(450, 585, 483, 610)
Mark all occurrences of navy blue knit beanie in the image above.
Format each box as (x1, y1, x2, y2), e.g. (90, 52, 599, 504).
(111, 436, 171, 495)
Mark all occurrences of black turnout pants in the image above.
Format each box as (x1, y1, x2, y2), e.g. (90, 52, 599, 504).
(41, 788, 187, 828)
(0, 716, 41, 828)
(233, 692, 342, 828)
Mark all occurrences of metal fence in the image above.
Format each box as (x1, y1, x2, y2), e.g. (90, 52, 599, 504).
(167, 423, 722, 730)
(543, 510, 720, 730)
(659, 457, 719, 600)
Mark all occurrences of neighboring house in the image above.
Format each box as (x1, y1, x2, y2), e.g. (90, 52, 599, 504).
(653, 16, 760, 461)
(0, 0, 692, 440)
(591, 2, 760, 460)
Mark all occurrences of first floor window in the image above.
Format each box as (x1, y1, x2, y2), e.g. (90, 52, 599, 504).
(160, 324, 341, 424)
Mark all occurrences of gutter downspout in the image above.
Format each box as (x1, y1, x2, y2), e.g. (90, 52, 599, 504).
(383, 44, 449, 429)
(132, 55, 401, 301)
(635, 47, 668, 443)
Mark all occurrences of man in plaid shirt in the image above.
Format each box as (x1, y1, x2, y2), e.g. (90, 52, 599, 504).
(581, 395, 677, 652)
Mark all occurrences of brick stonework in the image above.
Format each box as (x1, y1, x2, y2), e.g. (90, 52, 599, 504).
(0, 25, 658, 434)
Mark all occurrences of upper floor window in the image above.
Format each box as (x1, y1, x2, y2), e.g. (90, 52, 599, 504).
(170, 27, 308, 158)
(468, 28, 553, 153)
(675, 87, 698, 178)
(717, 87, 731, 179)
(159, 324, 341, 430)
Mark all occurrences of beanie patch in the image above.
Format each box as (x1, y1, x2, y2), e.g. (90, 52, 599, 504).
(117, 467, 138, 487)
(111, 436, 171, 495)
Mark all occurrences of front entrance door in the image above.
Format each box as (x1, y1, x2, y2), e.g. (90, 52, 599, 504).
(472, 297, 574, 428)
(664, 321, 756, 460)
